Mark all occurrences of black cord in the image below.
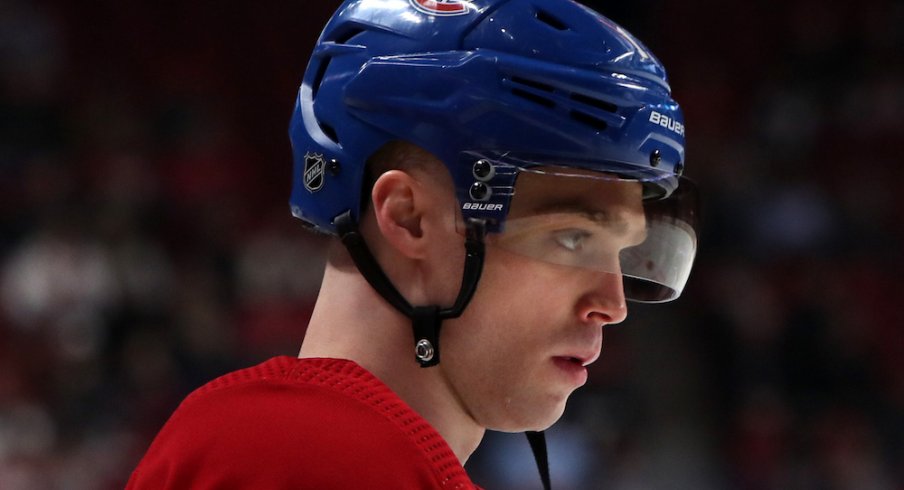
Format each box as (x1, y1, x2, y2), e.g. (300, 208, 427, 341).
(526, 431, 552, 490)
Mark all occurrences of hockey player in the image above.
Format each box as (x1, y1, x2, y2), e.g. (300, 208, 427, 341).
(127, 0, 699, 488)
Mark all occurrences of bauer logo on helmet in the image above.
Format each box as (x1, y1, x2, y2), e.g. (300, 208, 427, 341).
(462, 202, 503, 211)
(649, 111, 685, 136)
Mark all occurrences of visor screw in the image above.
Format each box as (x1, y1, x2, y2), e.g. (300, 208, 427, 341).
(469, 182, 492, 201)
(328, 159, 341, 176)
(650, 149, 662, 167)
(473, 159, 495, 181)
(675, 161, 684, 175)
(415, 339, 434, 362)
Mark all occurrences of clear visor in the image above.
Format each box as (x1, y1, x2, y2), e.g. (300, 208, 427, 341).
(463, 164, 699, 303)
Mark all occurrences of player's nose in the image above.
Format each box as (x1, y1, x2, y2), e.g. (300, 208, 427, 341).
(576, 270, 628, 326)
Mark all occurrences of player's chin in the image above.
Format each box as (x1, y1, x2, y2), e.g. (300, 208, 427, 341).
(490, 397, 568, 433)
(531, 404, 567, 432)
(524, 383, 579, 430)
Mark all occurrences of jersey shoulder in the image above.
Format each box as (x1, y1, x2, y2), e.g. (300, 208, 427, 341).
(127, 356, 476, 489)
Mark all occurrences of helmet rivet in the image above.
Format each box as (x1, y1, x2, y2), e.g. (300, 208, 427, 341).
(415, 339, 434, 362)
(328, 159, 341, 176)
(650, 149, 662, 167)
(469, 182, 491, 201)
(472, 159, 495, 181)
(675, 161, 684, 175)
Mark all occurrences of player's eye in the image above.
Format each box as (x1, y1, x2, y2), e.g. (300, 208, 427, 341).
(553, 229, 591, 252)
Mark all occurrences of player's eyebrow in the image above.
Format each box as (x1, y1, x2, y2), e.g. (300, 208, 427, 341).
(528, 201, 646, 241)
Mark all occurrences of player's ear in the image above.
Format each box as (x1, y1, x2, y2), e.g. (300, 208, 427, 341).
(371, 170, 429, 259)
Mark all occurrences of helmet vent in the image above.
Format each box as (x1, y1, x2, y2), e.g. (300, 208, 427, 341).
(506, 76, 619, 131)
(319, 121, 339, 144)
(570, 92, 618, 113)
(511, 76, 554, 93)
(311, 57, 331, 99)
(312, 26, 366, 99)
(509, 76, 556, 108)
(332, 27, 365, 45)
(535, 9, 568, 30)
(511, 88, 555, 108)
(569, 110, 608, 131)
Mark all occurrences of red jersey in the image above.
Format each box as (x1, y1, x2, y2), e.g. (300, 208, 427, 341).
(127, 356, 480, 489)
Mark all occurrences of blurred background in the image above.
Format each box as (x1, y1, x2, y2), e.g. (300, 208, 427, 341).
(0, 0, 901, 488)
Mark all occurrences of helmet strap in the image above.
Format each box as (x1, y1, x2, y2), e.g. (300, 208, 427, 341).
(333, 210, 485, 368)
(527, 430, 552, 490)
(335, 210, 551, 488)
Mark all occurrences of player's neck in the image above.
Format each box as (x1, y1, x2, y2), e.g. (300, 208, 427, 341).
(300, 263, 484, 464)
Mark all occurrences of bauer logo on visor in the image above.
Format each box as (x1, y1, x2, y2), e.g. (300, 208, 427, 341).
(303, 152, 325, 193)
(409, 0, 472, 16)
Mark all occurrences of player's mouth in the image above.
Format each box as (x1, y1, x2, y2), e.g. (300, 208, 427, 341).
(551, 356, 589, 386)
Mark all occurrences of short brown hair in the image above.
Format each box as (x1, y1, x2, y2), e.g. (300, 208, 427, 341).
(360, 141, 447, 213)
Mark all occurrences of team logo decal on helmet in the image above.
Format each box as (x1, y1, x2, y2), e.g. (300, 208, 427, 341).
(409, 0, 471, 16)
(303, 152, 326, 193)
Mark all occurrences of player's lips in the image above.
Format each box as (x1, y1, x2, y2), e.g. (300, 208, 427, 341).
(551, 332, 603, 385)
(551, 356, 589, 386)
(554, 350, 599, 368)
(556, 334, 603, 367)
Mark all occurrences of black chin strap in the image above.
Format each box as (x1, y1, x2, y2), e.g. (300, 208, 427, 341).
(334, 210, 552, 489)
(334, 210, 485, 367)
(527, 431, 551, 490)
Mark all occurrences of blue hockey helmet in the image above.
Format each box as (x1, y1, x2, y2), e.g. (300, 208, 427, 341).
(289, 0, 697, 303)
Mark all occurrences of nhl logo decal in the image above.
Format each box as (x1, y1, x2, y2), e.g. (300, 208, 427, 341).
(409, 0, 471, 16)
(303, 152, 326, 192)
